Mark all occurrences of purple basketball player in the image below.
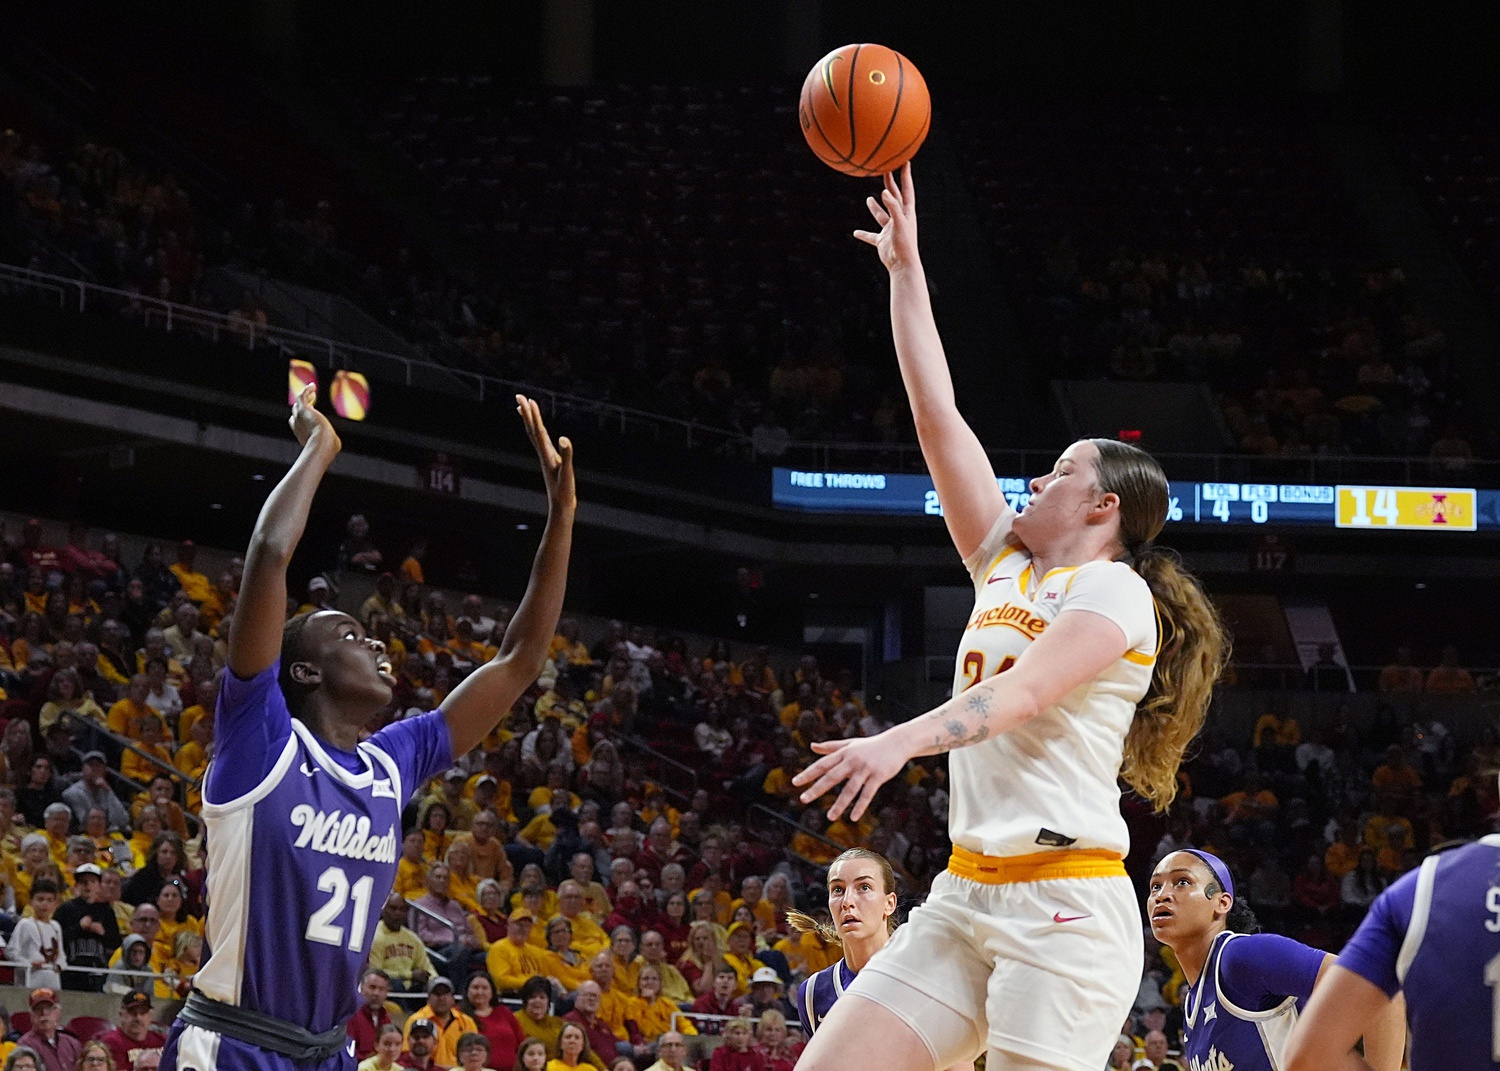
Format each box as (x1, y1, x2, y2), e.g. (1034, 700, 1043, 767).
(1147, 850, 1405, 1071)
(162, 389, 575, 1071)
(1288, 830, 1500, 1071)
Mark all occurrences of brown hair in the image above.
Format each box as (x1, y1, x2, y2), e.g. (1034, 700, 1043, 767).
(1089, 439, 1230, 811)
(787, 847, 898, 944)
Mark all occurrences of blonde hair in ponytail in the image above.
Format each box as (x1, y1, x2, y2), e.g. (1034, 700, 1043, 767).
(787, 848, 899, 944)
(1089, 440, 1230, 812)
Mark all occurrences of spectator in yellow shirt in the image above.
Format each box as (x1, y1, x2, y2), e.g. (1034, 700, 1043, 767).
(778, 682, 816, 729)
(487, 910, 548, 994)
(421, 801, 455, 862)
(1251, 709, 1301, 748)
(400, 540, 427, 584)
(728, 877, 777, 933)
(395, 831, 429, 901)
(631, 963, 696, 1040)
(538, 917, 593, 993)
(122, 717, 176, 786)
(177, 678, 217, 745)
(721, 922, 766, 997)
(167, 541, 212, 605)
(368, 894, 435, 995)
(402, 977, 478, 1067)
(451, 809, 513, 885)
(107, 676, 160, 741)
(444, 841, 483, 916)
(1324, 821, 1361, 880)
(548, 618, 592, 665)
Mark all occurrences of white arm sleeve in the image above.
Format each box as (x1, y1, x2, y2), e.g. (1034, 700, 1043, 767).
(1057, 561, 1157, 655)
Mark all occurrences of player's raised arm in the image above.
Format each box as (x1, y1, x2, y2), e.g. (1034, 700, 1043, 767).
(855, 163, 1011, 560)
(442, 396, 576, 755)
(228, 385, 341, 679)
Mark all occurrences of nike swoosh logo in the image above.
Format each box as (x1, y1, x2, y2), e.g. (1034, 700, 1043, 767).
(986, 575, 1013, 585)
(1052, 912, 1089, 924)
(301, 761, 318, 777)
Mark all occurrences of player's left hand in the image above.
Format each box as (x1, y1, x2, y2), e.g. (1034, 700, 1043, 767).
(517, 394, 576, 513)
(794, 730, 912, 823)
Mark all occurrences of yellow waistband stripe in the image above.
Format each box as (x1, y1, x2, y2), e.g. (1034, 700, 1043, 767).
(947, 844, 1126, 884)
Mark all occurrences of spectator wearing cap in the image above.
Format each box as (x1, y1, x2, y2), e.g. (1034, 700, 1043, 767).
(421, 770, 478, 832)
(402, 976, 477, 1067)
(98, 989, 165, 1071)
(55, 863, 120, 991)
(297, 576, 333, 616)
(348, 968, 397, 1061)
(62, 756, 131, 832)
(735, 968, 790, 1020)
(487, 909, 548, 994)
(399, 1017, 438, 1070)
(721, 923, 764, 997)
(18, 987, 81, 1071)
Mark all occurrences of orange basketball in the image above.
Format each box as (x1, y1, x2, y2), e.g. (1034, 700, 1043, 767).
(799, 43, 930, 177)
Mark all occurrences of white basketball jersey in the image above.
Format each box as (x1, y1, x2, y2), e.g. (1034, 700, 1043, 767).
(948, 518, 1158, 858)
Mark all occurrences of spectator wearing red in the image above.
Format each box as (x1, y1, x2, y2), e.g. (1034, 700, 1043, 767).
(98, 989, 167, 1071)
(347, 968, 395, 1061)
(708, 1018, 765, 1071)
(463, 972, 525, 1071)
(689, 966, 740, 1036)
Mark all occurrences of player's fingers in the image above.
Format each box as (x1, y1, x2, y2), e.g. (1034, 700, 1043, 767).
(827, 773, 866, 823)
(792, 751, 838, 787)
(865, 196, 891, 227)
(852, 229, 880, 246)
(884, 169, 900, 205)
(796, 758, 852, 803)
(850, 778, 882, 823)
(809, 738, 852, 755)
(902, 162, 915, 207)
(880, 187, 900, 213)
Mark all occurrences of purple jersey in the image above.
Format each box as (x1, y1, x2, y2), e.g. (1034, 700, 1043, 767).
(1339, 835, 1500, 1070)
(794, 959, 856, 1037)
(193, 663, 450, 1034)
(1180, 930, 1325, 1071)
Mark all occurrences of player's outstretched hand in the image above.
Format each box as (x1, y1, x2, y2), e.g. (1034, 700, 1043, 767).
(853, 163, 919, 272)
(517, 394, 576, 513)
(794, 730, 911, 824)
(289, 384, 340, 452)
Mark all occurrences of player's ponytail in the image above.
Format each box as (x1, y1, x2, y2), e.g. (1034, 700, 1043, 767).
(1225, 896, 1261, 934)
(1090, 440, 1230, 813)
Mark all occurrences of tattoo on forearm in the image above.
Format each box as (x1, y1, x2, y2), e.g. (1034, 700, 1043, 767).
(932, 689, 994, 749)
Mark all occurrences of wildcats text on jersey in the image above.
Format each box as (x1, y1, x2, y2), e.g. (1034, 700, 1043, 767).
(1188, 1048, 1234, 1071)
(289, 807, 399, 863)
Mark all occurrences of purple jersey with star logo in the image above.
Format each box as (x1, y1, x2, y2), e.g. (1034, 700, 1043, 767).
(1179, 930, 1323, 1071)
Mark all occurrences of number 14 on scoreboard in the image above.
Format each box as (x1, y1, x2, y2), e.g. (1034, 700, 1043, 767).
(1336, 485, 1477, 530)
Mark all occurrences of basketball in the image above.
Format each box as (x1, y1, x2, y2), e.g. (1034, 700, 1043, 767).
(799, 43, 931, 177)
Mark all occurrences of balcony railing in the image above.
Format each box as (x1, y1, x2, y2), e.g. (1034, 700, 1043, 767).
(3, 260, 1497, 483)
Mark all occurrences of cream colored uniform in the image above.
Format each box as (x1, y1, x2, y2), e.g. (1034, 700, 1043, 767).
(849, 514, 1157, 1071)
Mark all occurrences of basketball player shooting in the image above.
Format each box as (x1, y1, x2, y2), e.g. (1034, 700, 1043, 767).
(160, 388, 575, 1071)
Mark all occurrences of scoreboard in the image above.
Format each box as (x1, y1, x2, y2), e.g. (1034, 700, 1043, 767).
(772, 469, 1496, 532)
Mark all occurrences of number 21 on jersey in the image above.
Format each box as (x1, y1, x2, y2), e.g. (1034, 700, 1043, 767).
(306, 865, 374, 952)
(960, 652, 1016, 692)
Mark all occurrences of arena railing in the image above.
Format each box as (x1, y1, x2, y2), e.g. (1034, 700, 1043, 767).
(59, 711, 204, 836)
(4, 259, 1498, 483)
